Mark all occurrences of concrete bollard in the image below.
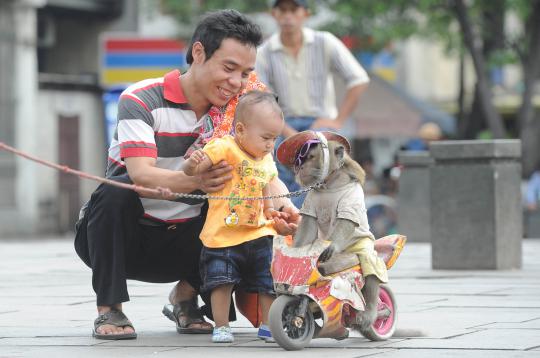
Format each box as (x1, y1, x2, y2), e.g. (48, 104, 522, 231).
(430, 140, 522, 269)
(397, 151, 433, 242)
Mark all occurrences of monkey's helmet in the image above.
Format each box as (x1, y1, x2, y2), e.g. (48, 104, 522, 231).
(276, 130, 350, 169)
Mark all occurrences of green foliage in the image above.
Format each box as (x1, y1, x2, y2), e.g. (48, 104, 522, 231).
(161, 0, 535, 68)
(324, 0, 536, 68)
(322, 0, 458, 52)
(160, 0, 269, 25)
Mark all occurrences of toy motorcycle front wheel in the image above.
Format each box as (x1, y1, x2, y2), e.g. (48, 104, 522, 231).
(359, 284, 397, 341)
(268, 295, 315, 351)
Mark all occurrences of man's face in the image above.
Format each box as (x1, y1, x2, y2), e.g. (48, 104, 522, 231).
(193, 38, 256, 108)
(272, 0, 309, 35)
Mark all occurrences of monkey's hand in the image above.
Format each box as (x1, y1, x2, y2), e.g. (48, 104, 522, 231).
(319, 243, 337, 263)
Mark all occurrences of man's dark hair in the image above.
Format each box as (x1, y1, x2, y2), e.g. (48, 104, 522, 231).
(186, 9, 262, 65)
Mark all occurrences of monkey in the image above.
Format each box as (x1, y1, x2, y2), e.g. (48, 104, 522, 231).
(286, 132, 389, 330)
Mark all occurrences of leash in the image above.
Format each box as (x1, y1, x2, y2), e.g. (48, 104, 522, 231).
(0, 142, 321, 201)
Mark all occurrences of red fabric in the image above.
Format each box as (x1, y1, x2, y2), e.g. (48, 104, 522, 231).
(120, 145, 157, 159)
(235, 289, 262, 328)
(276, 131, 351, 166)
(106, 39, 185, 52)
(163, 69, 187, 104)
(154, 132, 199, 138)
(107, 156, 125, 168)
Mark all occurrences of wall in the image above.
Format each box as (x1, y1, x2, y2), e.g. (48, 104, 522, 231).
(397, 38, 472, 103)
(35, 88, 106, 232)
(0, 0, 138, 236)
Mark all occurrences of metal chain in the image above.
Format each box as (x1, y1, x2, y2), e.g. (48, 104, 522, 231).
(173, 182, 324, 201)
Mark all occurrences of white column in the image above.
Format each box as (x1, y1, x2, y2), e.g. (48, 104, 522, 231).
(13, 1, 41, 233)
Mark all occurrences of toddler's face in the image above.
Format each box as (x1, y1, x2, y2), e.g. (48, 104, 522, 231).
(239, 103, 284, 160)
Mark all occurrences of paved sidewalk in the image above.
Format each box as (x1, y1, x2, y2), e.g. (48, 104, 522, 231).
(0, 235, 539, 357)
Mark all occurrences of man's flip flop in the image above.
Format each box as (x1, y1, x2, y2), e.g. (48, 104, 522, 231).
(162, 299, 213, 334)
(93, 309, 137, 340)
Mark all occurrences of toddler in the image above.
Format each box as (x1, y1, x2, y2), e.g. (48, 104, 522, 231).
(183, 90, 284, 343)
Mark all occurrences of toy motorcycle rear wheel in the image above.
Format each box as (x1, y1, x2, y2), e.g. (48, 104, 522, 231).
(359, 284, 397, 341)
(268, 295, 315, 350)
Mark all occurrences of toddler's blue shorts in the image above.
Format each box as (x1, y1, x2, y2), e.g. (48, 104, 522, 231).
(200, 235, 274, 295)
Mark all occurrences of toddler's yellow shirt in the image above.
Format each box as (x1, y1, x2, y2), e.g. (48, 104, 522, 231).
(200, 135, 278, 248)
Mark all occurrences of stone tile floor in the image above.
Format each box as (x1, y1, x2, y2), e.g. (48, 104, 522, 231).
(0, 235, 539, 357)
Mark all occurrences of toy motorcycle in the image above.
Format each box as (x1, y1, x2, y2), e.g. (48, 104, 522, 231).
(268, 234, 406, 351)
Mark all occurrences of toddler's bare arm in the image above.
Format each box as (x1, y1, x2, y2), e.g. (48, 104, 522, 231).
(263, 179, 278, 219)
(183, 150, 212, 176)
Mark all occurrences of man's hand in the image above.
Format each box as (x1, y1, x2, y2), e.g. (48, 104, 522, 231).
(196, 160, 233, 193)
(310, 117, 342, 130)
(272, 206, 300, 235)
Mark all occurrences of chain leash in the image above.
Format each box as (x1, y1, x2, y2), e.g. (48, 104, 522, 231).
(0, 141, 324, 202)
(173, 182, 324, 201)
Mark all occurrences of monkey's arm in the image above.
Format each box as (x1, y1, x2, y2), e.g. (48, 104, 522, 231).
(292, 214, 318, 247)
(319, 218, 356, 262)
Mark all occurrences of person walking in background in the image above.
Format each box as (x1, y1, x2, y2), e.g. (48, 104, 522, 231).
(256, 0, 370, 207)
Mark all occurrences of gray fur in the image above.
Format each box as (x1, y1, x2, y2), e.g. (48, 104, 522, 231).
(292, 139, 380, 328)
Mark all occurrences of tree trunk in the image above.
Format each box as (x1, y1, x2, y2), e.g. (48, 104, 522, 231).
(457, 50, 467, 137)
(452, 0, 506, 138)
(462, 85, 485, 139)
(518, 0, 540, 176)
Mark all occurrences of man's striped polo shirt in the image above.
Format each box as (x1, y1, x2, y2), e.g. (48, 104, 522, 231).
(107, 69, 205, 224)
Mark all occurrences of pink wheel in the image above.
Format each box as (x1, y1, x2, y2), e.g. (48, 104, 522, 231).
(359, 284, 397, 341)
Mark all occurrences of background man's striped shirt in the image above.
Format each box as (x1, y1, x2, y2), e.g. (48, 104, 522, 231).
(256, 27, 369, 120)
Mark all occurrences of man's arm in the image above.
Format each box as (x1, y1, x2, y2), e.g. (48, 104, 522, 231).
(125, 157, 232, 199)
(311, 83, 367, 130)
(311, 32, 369, 130)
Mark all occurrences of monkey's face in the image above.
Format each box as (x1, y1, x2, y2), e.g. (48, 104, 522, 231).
(294, 140, 345, 187)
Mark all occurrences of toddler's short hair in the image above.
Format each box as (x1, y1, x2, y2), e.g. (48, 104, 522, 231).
(235, 90, 282, 124)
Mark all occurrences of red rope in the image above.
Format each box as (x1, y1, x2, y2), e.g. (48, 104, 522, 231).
(0, 142, 171, 198)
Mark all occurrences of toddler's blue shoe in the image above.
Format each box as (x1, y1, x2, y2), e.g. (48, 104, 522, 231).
(212, 326, 234, 343)
(257, 324, 275, 343)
